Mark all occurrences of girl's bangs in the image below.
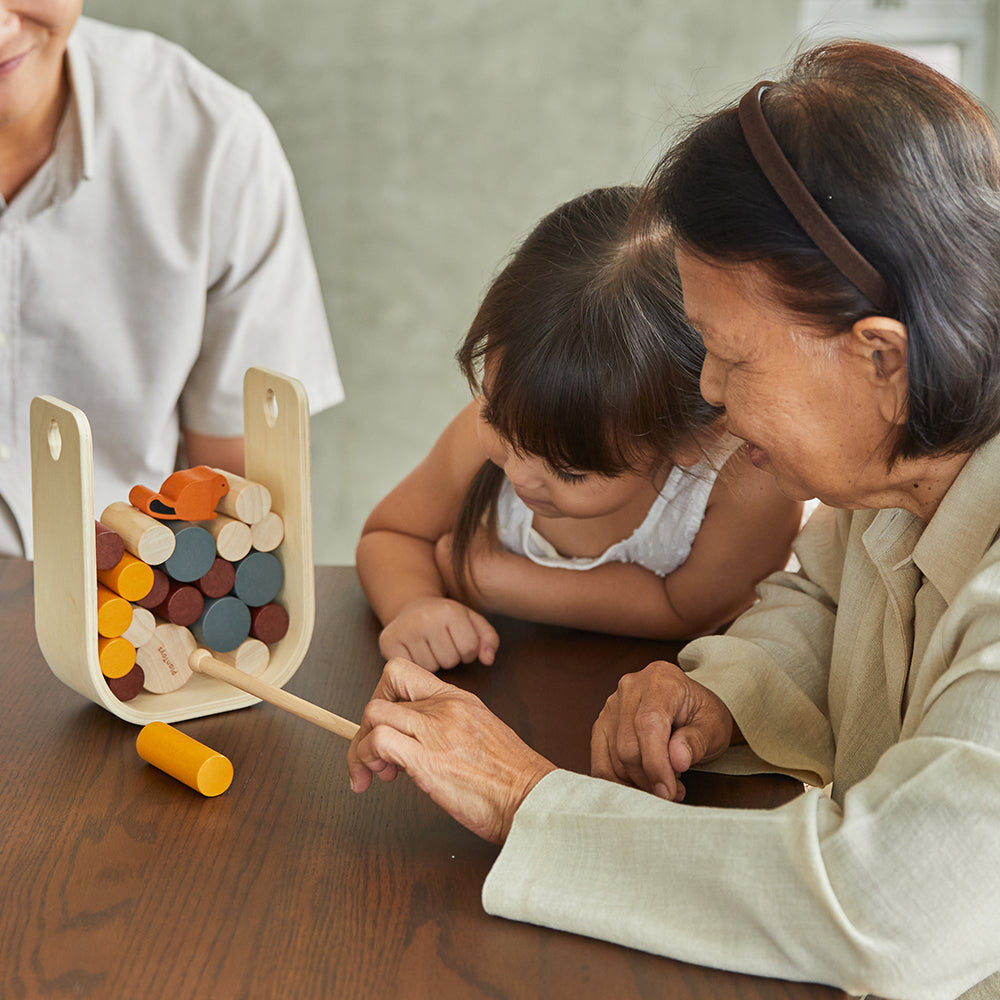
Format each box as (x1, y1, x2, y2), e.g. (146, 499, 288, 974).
(482, 349, 650, 476)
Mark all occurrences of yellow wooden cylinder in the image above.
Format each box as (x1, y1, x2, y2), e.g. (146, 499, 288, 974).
(98, 552, 154, 602)
(136, 722, 233, 797)
(96, 584, 132, 638)
(98, 635, 136, 679)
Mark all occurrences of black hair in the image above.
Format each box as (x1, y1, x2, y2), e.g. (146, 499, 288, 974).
(450, 185, 720, 596)
(651, 40, 1000, 463)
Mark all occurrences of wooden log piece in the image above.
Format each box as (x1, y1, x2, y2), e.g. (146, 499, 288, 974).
(162, 522, 216, 583)
(213, 638, 269, 678)
(96, 583, 132, 638)
(249, 512, 283, 553)
(98, 635, 137, 679)
(97, 552, 155, 602)
(100, 501, 176, 565)
(94, 520, 125, 572)
(105, 661, 145, 702)
(196, 556, 237, 599)
(189, 649, 359, 740)
(231, 551, 283, 607)
(191, 596, 251, 653)
(249, 602, 289, 645)
(136, 623, 196, 693)
(211, 469, 271, 524)
(152, 581, 205, 627)
(121, 605, 156, 648)
(133, 566, 170, 610)
(135, 721, 233, 797)
(195, 513, 252, 562)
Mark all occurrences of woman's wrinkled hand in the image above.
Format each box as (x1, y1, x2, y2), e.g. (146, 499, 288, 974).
(591, 660, 733, 802)
(348, 658, 556, 843)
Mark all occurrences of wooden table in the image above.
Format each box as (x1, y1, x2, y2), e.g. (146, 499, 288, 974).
(0, 558, 846, 999)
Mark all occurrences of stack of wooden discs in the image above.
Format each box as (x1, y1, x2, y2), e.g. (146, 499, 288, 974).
(92, 469, 290, 701)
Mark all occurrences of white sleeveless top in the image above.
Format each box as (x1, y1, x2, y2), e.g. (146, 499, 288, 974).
(494, 458, 721, 578)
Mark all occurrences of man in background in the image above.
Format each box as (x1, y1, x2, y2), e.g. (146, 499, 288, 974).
(0, 1, 343, 556)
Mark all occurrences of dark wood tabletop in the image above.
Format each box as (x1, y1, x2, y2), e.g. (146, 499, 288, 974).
(0, 558, 847, 999)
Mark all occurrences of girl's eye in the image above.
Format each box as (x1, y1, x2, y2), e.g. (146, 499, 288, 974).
(551, 467, 588, 484)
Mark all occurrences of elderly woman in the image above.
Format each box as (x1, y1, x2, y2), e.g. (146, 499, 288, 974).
(348, 41, 1000, 1000)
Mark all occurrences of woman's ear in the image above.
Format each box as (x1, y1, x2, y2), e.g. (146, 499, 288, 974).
(850, 316, 908, 426)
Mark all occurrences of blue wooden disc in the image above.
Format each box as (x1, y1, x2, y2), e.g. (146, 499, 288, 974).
(192, 596, 252, 653)
(162, 523, 217, 582)
(231, 551, 284, 607)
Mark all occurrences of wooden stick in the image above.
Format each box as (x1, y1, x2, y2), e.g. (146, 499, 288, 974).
(188, 648, 359, 740)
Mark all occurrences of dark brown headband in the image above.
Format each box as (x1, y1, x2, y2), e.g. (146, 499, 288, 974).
(737, 81, 894, 314)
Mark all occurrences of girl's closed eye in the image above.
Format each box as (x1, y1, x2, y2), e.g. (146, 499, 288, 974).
(549, 466, 590, 485)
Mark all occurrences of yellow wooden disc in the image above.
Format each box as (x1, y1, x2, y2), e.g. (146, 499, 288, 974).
(96, 585, 132, 638)
(98, 552, 155, 602)
(194, 755, 235, 797)
(98, 635, 137, 679)
(112, 560, 155, 602)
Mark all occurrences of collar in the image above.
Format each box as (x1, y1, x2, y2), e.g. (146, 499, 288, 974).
(0, 28, 93, 220)
(911, 432, 1000, 604)
(56, 26, 95, 191)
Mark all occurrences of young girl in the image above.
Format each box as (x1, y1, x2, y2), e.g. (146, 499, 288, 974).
(356, 186, 802, 672)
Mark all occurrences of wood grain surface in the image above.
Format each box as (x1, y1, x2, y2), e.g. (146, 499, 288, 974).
(0, 558, 846, 999)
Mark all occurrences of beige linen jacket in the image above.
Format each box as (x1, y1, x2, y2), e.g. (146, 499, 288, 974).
(483, 434, 1000, 999)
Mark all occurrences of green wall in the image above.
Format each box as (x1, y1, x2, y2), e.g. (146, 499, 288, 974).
(82, 0, 800, 562)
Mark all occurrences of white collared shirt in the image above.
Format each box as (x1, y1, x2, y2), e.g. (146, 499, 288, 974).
(0, 17, 344, 557)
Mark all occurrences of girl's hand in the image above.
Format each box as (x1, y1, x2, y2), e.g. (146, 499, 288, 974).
(378, 596, 500, 672)
(591, 661, 734, 801)
(348, 658, 556, 843)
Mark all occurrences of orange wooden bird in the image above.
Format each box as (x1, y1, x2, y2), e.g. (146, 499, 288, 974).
(129, 466, 229, 521)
